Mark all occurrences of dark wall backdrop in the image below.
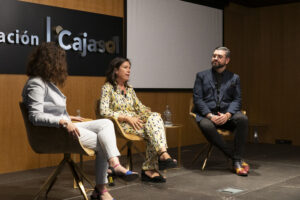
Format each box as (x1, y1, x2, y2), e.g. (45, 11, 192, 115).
(224, 3, 300, 145)
(0, 0, 123, 76)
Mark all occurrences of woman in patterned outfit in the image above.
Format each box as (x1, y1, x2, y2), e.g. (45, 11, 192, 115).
(100, 57, 177, 182)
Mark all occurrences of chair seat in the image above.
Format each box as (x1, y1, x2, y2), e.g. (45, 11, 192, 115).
(217, 129, 231, 136)
(122, 132, 144, 141)
(107, 116, 144, 141)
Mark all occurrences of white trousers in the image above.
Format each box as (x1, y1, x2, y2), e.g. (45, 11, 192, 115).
(75, 119, 120, 184)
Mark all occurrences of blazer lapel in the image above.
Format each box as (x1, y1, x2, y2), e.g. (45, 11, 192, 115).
(208, 69, 215, 89)
(208, 69, 218, 101)
(219, 70, 229, 102)
(49, 82, 66, 98)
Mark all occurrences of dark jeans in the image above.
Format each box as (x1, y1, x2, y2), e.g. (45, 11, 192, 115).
(198, 112, 248, 162)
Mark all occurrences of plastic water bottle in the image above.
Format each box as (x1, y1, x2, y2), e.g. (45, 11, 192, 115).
(76, 109, 81, 117)
(163, 105, 172, 126)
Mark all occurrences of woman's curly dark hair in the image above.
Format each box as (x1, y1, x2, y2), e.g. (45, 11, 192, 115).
(26, 42, 68, 86)
(105, 57, 131, 88)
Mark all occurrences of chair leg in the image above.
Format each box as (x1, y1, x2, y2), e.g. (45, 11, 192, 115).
(192, 143, 210, 165)
(126, 141, 133, 171)
(33, 156, 67, 200)
(73, 154, 82, 189)
(73, 154, 95, 191)
(45, 177, 58, 198)
(71, 158, 94, 188)
(119, 143, 127, 153)
(67, 156, 89, 200)
(202, 144, 213, 171)
(132, 144, 145, 160)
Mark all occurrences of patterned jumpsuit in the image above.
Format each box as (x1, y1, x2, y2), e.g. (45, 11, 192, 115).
(100, 82, 168, 170)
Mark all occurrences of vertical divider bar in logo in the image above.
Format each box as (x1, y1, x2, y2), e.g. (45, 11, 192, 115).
(46, 16, 51, 42)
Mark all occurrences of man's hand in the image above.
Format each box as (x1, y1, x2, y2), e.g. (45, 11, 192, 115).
(215, 113, 228, 125)
(210, 112, 231, 125)
(210, 115, 220, 125)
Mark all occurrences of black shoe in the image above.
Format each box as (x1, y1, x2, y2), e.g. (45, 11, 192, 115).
(158, 158, 178, 170)
(141, 170, 166, 183)
(108, 166, 139, 182)
(90, 187, 116, 200)
(158, 151, 177, 170)
(90, 187, 100, 200)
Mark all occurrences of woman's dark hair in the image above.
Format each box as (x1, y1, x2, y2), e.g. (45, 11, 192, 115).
(26, 42, 68, 87)
(105, 57, 131, 88)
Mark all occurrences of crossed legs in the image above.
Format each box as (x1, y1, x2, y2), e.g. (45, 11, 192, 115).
(76, 119, 123, 200)
(198, 112, 248, 174)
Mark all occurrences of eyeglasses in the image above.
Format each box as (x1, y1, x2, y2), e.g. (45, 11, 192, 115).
(212, 54, 224, 59)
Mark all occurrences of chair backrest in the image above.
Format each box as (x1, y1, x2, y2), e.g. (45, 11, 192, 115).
(189, 98, 197, 119)
(95, 99, 143, 142)
(19, 102, 94, 156)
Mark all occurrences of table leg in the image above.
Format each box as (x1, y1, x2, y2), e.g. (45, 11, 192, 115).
(177, 127, 182, 167)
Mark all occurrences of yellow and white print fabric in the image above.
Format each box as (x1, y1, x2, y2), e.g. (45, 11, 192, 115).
(100, 82, 167, 170)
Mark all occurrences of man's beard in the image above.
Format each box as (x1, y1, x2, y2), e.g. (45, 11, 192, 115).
(212, 61, 225, 69)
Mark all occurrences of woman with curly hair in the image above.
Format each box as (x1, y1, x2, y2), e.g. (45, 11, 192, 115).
(22, 42, 138, 200)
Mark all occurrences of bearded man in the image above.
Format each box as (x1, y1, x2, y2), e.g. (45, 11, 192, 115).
(193, 46, 249, 176)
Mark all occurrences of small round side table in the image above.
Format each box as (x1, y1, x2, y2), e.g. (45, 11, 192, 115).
(164, 124, 183, 167)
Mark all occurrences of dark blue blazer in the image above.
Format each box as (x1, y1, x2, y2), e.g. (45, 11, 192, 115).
(193, 68, 241, 122)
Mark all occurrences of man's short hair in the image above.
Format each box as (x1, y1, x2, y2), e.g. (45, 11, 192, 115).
(214, 46, 230, 58)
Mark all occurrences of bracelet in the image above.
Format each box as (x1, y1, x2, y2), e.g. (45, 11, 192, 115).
(62, 121, 68, 129)
(226, 113, 231, 120)
(207, 113, 214, 120)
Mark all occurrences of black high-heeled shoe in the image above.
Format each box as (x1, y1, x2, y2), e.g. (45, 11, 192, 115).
(158, 151, 177, 170)
(90, 187, 116, 200)
(108, 164, 139, 182)
(141, 170, 166, 183)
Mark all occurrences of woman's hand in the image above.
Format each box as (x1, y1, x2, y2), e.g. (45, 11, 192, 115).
(124, 116, 144, 131)
(144, 107, 151, 113)
(59, 120, 81, 138)
(70, 115, 85, 122)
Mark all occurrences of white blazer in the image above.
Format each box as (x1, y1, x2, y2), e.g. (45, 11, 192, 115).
(22, 77, 70, 128)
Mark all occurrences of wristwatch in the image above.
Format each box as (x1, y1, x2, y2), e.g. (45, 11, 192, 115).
(207, 113, 214, 120)
(226, 113, 232, 120)
(62, 121, 69, 129)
